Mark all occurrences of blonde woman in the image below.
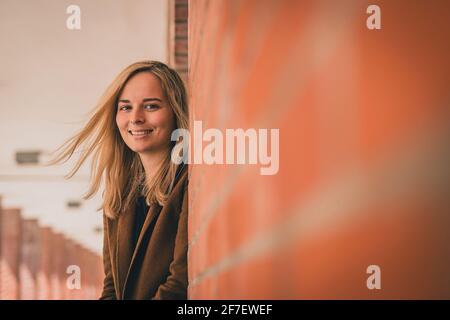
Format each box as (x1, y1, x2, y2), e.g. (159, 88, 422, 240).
(50, 61, 189, 299)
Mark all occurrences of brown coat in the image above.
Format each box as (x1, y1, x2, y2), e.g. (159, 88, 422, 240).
(100, 165, 188, 300)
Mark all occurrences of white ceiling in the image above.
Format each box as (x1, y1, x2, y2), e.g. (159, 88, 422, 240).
(0, 0, 168, 254)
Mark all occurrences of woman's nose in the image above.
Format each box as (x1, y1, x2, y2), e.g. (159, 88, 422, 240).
(130, 107, 145, 125)
(130, 118, 144, 125)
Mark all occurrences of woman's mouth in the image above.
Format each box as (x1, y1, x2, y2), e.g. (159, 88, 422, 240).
(128, 129, 153, 137)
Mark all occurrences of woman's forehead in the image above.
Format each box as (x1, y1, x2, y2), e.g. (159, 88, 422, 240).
(120, 72, 163, 100)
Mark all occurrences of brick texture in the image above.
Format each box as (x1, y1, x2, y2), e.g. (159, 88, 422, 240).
(188, 0, 450, 299)
(168, 0, 189, 82)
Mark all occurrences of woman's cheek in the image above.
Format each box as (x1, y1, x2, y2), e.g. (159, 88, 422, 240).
(117, 116, 128, 132)
(115, 114, 123, 129)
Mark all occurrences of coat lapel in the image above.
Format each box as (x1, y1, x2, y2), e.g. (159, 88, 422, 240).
(118, 164, 187, 298)
(121, 201, 162, 298)
(116, 200, 137, 298)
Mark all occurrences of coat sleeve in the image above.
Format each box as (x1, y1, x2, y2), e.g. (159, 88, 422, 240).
(152, 183, 189, 300)
(99, 214, 117, 300)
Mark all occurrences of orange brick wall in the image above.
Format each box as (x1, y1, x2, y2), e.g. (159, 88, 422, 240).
(188, 0, 450, 299)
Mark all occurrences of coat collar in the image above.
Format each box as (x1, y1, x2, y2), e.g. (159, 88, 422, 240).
(116, 163, 187, 298)
(115, 199, 135, 298)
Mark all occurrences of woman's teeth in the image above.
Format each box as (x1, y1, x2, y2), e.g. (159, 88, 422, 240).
(129, 129, 152, 136)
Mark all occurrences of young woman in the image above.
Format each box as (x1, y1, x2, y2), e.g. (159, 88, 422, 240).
(50, 61, 189, 299)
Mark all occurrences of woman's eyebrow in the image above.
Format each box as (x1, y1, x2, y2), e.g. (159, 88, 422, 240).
(143, 98, 162, 102)
(118, 98, 162, 103)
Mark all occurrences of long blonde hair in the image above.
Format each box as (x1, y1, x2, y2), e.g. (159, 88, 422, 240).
(47, 61, 189, 219)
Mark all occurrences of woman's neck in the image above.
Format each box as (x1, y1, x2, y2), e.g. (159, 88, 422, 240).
(138, 150, 168, 182)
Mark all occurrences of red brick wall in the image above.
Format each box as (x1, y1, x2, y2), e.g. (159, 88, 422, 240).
(168, 0, 188, 82)
(188, 0, 450, 299)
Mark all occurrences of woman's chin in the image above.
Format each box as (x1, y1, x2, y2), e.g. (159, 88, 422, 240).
(130, 145, 159, 154)
(124, 141, 169, 155)
(132, 146, 151, 154)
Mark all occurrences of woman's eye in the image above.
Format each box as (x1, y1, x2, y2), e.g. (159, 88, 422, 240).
(119, 105, 131, 111)
(144, 104, 159, 110)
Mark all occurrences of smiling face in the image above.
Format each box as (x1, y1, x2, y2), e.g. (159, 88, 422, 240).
(115, 71, 176, 156)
